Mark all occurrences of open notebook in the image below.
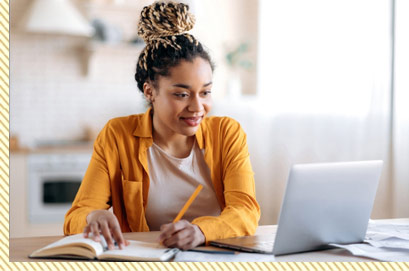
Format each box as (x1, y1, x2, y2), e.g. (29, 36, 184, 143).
(29, 233, 179, 261)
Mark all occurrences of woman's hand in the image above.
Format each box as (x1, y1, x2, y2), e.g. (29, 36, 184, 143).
(158, 220, 205, 250)
(83, 210, 130, 250)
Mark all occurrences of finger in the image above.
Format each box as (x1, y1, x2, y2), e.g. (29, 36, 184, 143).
(167, 222, 205, 249)
(163, 227, 191, 248)
(162, 221, 192, 248)
(110, 222, 126, 249)
(158, 223, 177, 242)
(90, 222, 101, 242)
(181, 240, 194, 251)
(100, 221, 115, 250)
(159, 222, 173, 232)
(83, 224, 90, 238)
(159, 220, 189, 241)
(159, 225, 183, 244)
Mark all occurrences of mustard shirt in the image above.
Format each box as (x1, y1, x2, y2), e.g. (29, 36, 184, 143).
(64, 108, 260, 243)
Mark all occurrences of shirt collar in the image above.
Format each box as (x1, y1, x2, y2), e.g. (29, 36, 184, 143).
(132, 106, 205, 149)
(132, 107, 153, 138)
(195, 121, 204, 149)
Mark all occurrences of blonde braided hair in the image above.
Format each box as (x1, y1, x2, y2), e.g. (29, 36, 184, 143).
(134, 1, 213, 93)
(137, 1, 198, 71)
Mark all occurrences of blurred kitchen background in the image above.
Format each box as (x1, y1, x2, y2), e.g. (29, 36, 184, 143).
(9, 0, 409, 237)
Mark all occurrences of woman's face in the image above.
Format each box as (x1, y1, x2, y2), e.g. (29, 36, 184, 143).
(145, 57, 213, 138)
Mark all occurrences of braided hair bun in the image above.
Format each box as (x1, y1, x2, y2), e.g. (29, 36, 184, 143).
(135, 1, 213, 93)
(138, 1, 195, 43)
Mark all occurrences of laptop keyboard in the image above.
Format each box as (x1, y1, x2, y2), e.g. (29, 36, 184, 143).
(251, 241, 275, 251)
(234, 236, 275, 252)
(210, 233, 277, 253)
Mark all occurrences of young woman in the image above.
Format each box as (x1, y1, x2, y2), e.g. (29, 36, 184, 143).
(64, 1, 260, 251)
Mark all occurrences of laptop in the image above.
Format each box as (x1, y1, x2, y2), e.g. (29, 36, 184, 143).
(210, 160, 383, 255)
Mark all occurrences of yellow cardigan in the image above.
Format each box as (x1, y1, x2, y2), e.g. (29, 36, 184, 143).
(64, 108, 260, 243)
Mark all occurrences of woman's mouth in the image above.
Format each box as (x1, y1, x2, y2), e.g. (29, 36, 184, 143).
(181, 116, 202, 127)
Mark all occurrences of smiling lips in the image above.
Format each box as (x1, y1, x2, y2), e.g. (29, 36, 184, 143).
(181, 116, 202, 126)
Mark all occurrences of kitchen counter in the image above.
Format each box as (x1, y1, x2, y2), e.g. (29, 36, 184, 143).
(11, 141, 94, 154)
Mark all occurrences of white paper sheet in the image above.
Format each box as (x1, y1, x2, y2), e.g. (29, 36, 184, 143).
(330, 243, 409, 262)
(331, 219, 409, 261)
(366, 219, 409, 241)
(174, 251, 276, 262)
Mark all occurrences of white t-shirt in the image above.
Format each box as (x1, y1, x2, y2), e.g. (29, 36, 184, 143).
(145, 140, 221, 230)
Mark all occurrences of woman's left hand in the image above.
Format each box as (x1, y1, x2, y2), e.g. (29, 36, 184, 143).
(158, 220, 205, 250)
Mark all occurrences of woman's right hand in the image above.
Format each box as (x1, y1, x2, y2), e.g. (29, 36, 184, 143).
(83, 210, 130, 250)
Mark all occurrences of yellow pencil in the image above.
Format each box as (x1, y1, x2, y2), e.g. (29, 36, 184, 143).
(173, 184, 203, 223)
(158, 184, 203, 247)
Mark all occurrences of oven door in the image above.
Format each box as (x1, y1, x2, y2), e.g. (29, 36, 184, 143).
(29, 170, 82, 223)
(28, 153, 91, 223)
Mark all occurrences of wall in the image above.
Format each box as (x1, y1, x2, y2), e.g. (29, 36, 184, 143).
(11, 0, 147, 148)
(10, 0, 259, 148)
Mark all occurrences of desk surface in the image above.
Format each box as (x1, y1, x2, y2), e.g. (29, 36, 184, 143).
(11, 223, 396, 262)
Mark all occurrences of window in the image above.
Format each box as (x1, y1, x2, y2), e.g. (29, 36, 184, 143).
(257, 0, 391, 117)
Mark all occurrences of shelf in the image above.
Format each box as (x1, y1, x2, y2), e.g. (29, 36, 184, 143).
(81, 41, 145, 76)
(84, 1, 145, 11)
(85, 41, 144, 52)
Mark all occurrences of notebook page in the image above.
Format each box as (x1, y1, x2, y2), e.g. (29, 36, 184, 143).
(98, 240, 179, 261)
(30, 233, 104, 258)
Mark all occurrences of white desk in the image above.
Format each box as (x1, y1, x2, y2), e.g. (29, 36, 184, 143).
(10, 218, 408, 262)
(175, 225, 374, 262)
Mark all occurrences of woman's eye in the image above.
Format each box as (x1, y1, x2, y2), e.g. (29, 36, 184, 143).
(202, 90, 212, 96)
(174, 93, 188, 98)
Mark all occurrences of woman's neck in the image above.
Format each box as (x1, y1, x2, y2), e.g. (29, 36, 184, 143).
(152, 130, 195, 158)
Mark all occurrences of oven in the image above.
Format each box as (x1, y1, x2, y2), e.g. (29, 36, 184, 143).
(28, 152, 92, 223)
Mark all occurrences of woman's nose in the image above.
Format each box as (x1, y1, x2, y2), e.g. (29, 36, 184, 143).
(188, 96, 204, 112)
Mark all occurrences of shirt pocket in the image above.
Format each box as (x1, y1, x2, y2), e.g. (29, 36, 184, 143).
(122, 179, 146, 231)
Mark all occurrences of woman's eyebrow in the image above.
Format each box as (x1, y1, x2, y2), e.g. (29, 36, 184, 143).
(173, 83, 190, 89)
(172, 82, 213, 89)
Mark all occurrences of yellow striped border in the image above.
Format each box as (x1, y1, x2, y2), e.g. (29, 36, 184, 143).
(4, 262, 409, 271)
(0, 0, 409, 270)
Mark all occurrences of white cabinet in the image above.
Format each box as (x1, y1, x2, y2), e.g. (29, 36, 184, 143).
(10, 153, 64, 237)
(10, 149, 92, 238)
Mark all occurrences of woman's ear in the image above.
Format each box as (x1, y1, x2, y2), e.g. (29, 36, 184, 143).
(143, 82, 155, 103)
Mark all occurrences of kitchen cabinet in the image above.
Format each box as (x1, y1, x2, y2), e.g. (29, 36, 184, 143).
(10, 146, 93, 238)
(10, 153, 64, 238)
